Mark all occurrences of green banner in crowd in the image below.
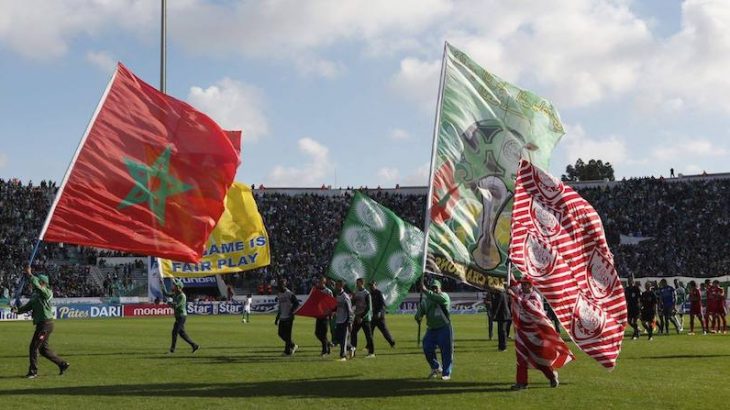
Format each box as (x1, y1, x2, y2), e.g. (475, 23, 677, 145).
(425, 43, 565, 289)
(328, 192, 424, 312)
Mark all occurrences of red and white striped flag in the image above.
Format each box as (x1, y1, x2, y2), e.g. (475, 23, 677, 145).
(509, 159, 627, 369)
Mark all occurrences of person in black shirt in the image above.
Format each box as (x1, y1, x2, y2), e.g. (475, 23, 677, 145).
(368, 281, 395, 348)
(490, 286, 511, 351)
(625, 279, 642, 340)
(640, 282, 658, 341)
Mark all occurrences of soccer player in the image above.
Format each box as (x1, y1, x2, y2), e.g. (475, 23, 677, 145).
(658, 279, 680, 334)
(351, 278, 375, 358)
(687, 281, 706, 335)
(333, 280, 354, 361)
(640, 281, 658, 341)
(625, 279, 642, 339)
(711, 280, 726, 334)
(674, 279, 686, 331)
(368, 281, 396, 348)
(241, 293, 252, 323)
(163, 278, 199, 354)
(415, 279, 453, 380)
(314, 276, 334, 356)
(508, 276, 572, 390)
(11, 266, 69, 378)
(274, 278, 299, 356)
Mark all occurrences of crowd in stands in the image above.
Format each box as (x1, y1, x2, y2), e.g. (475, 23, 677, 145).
(2, 175, 730, 299)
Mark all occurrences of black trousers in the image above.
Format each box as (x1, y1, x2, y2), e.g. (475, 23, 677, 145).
(496, 320, 508, 351)
(487, 312, 494, 340)
(351, 319, 374, 354)
(628, 309, 640, 337)
(371, 315, 395, 346)
(29, 321, 65, 374)
(278, 318, 295, 354)
(171, 316, 197, 351)
(315, 318, 331, 354)
(335, 322, 352, 358)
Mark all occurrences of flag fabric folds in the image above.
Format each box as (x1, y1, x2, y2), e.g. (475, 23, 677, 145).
(295, 288, 338, 319)
(425, 43, 564, 290)
(328, 192, 424, 312)
(159, 183, 270, 278)
(509, 159, 627, 369)
(41, 63, 241, 263)
(509, 283, 575, 373)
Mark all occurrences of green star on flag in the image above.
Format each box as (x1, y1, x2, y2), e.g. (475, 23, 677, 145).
(118, 145, 192, 225)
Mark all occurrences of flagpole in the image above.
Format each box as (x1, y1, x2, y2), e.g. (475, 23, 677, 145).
(160, 0, 167, 93)
(417, 42, 449, 346)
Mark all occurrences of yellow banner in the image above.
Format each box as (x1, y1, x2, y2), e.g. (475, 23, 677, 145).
(160, 182, 270, 278)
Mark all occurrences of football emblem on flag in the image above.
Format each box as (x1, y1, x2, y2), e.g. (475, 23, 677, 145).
(343, 226, 378, 257)
(586, 250, 615, 299)
(399, 225, 424, 258)
(330, 254, 365, 284)
(524, 234, 556, 278)
(571, 294, 606, 341)
(355, 199, 387, 231)
(387, 251, 417, 283)
(532, 165, 563, 201)
(530, 199, 561, 238)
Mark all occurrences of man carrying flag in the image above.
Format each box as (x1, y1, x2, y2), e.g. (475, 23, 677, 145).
(415, 279, 453, 380)
(12, 267, 69, 378)
(508, 276, 573, 390)
(314, 276, 335, 357)
(162, 279, 199, 354)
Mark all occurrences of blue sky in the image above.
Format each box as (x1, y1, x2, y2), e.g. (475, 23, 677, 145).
(1, 0, 729, 187)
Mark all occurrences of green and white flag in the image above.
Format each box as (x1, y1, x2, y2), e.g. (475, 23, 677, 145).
(328, 192, 424, 312)
(425, 43, 565, 289)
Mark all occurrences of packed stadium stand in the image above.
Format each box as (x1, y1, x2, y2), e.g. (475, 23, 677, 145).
(2, 173, 730, 300)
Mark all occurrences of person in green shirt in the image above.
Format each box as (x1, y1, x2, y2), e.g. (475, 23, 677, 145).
(415, 279, 452, 380)
(11, 266, 69, 379)
(162, 278, 199, 354)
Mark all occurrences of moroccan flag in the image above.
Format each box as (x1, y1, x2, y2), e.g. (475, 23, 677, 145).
(40, 63, 241, 263)
(296, 289, 337, 319)
(509, 159, 627, 369)
(328, 192, 424, 312)
(425, 43, 564, 289)
(159, 182, 271, 278)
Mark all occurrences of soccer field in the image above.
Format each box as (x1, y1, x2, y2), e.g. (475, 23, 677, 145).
(1, 315, 728, 409)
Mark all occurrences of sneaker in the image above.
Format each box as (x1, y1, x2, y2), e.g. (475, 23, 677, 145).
(428, 368, 443, 379)
(365, 354, 376, 359)
(321, 353, 330, 358)
(192, 345, 200, 354)
(688, 332, 695, 335)
(59, 362, 70, 375)
(167, 349, 175, 354)
(550, 372, 559, 388)
(291, 344, 299, 354)
(390, 341, 396, 348)
(442, 375, 451, 381)
(337, 357, 347, 362)
(349, 347, 356, 359)
(648, 336, 653, 341)
(510, 384, 528, 390)
(25, 373, 37, 379)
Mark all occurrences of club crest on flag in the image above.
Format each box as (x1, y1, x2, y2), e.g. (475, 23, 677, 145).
(571, 294, 607, 341)
(532, 165, 563, 201)
(524, 234, 556, 278)
(355, 199, 388, 231)
(343, 226, 378, 257)
(530, 199, 562, 238)
(586, 250, 616, 300)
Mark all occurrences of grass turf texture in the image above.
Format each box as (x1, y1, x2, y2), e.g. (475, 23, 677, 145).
(1, 314, 729, 409)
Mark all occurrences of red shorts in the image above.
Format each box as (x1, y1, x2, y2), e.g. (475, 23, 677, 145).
(690, 303, 702, 315)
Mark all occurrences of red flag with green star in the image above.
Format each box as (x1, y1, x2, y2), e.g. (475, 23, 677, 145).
(40, 63, 241, 263)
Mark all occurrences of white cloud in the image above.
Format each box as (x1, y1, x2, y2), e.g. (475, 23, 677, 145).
(267, 138, 333, 186)
(85, 50, 116, 73)
(652, 139, 727, 161)
(403, 162, 430, 186)
(187, 78, 269, 142)
(391, 58, 441, 111)
(377, 167, 399, 182)
(293, 55, 344, 78)
(0, 0, 155, 60)
(389, 128, 411, 140)
(0, 152, 7, 168)
(562, 124, 628, 165)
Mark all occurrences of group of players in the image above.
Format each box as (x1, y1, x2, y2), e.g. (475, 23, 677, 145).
(625, 278, 728, 340)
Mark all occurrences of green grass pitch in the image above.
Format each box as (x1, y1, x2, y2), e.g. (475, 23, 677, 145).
(1, 314, 729, 409)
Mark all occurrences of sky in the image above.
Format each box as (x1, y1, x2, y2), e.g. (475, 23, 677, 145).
(1, 0, 729, 188)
